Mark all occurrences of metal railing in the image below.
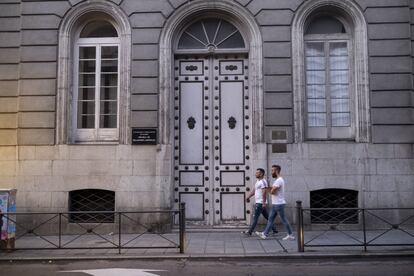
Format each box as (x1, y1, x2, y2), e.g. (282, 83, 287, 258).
(0, 203, 186, 254)
(296, 201, 414, 252)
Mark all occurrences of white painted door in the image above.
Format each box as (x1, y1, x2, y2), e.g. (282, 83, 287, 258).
(173, 55, 252, 225)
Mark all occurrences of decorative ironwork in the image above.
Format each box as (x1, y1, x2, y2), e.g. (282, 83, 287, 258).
(310, 189, 358, 224)
(228, 116, 237, 129)
(296, 201, 414, 253)
(0, 204, 186, 254)
(69, 189, 115, 223)
(187, 116, 196, 129)
(177, 19, 245, 50)
(225, 65, 238, 71)
(185, 65, 198, 71)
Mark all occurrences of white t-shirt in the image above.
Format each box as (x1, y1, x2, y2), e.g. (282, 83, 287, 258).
(254, 179, 268, 204)
(271, 177, 286, 205)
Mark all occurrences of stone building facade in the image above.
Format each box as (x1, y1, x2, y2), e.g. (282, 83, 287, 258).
(0, 0, 413, 227)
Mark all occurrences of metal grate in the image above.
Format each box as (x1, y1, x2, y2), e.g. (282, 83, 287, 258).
(69, 189, 115, 223)
(310, 189, 358, 224)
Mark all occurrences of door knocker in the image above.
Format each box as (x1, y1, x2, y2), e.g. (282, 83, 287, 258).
(228, 116, 236, 129)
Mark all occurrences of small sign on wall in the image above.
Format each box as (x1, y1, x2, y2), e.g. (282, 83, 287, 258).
(132, 128, 157, 145)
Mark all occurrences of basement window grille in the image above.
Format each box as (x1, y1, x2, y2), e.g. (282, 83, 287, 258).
(69, 189, 115, 223)
(310, 188, 358, 224)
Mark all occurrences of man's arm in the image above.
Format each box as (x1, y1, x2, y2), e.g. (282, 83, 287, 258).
(246, 190, 255, 201)
(262, 188, 267, 206)
(270, 185, 280, 195)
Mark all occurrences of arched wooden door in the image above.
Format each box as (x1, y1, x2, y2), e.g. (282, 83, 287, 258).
(172, 18, 253, 225)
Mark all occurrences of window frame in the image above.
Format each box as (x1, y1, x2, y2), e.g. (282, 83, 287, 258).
(174, 14, 249, 55)
(73, 35, 121, 143)
(291, 0, 370, 143)
(56, 1, 131, 145)
(304, 32, 355, 140)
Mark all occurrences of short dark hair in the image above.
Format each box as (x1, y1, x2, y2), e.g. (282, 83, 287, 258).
(272, 165, 281, 173)
(256, 168, 265, 175)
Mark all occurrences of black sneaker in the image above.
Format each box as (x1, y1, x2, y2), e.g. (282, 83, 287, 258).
(241, 230, 252, 236)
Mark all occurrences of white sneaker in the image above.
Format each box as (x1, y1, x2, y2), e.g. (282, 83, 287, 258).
(255, 231, 267, 239)
(282, 234, 295, 241)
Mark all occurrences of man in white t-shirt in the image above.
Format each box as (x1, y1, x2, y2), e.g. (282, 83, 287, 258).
(256, 165, 294, 240)
(242, 168, 277, 236)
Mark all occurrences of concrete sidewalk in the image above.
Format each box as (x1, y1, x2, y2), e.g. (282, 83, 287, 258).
(1, 229, 413, 260)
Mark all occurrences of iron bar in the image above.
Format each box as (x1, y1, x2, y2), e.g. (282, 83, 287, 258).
(296, 201, 304, 252)
(118, 212, 121, 254)
(297, 207, 414, 252)
(0, 209, 183, 253)
(179, 202, 186, 254)
(362, 209, 367, 252)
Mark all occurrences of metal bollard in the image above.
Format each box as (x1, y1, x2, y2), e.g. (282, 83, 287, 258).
(296, 201, 304, 252)
(179, 202, 186, 253)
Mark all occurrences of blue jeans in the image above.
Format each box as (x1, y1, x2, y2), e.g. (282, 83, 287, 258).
(248, 203, 277, 234)
(263, 204, 293, 236)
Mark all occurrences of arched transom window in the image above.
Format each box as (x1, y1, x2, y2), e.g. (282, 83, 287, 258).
(177, 18, 246, 52)
(73, 20, 120, 142)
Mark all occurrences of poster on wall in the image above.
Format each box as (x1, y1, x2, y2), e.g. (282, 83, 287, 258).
(0, 189, 17, 240)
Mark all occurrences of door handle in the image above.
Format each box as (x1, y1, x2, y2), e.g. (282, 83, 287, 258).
(187, 116, 196, 129)
(227, 116, 236, 129)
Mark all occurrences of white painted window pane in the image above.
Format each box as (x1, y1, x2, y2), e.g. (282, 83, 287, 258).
(101, 73, 117, 86)
(79, 73, 95, 86)
(218, 31, 245, 48)
(330, 70, 348, 84)
(79, 47, 96, 59)
(78, 101, 95, 115)
(305, 42, 324, 56)
(306, 56, 325, 70)
(185, 21, 208, 44)
(101, 46, 118, 58)
(177, 32, 205, 49)
(77, 100, 95, 129)
(306, 70, 325, 84)
(331, 85, 349, 99)
(308, 113, 326, 127)
(308, 99, 326, 112)
(215, 20, 245, 48)
(79, 60, 95, 73)
(203, 18, 219, 43)
(330, 42, 347, 56)
(99, 115, 117, 128)
(100, 100, 117, 114)
(78, 115, 95, 129)
(79, 88, 95, 101)
(215, 20, 236, 43)
(100, 87, 117, 100)
(330, 56, 348, 70)
(331, 99, 349, 113)
(101, 60, 117, 72)
(307, 85, 325, 98)
(332, 113, 350, 126)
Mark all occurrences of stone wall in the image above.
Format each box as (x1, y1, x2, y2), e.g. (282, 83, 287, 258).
(0, 0, 412, 220)
(14, 145, 171, 212)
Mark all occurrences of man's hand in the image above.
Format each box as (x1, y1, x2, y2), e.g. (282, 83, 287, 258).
(270, 186, 280, 195)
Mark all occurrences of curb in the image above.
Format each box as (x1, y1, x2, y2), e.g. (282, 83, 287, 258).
(1, 251, 413, 262)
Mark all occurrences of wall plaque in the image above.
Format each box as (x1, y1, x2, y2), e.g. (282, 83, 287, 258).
(132, 128, 157, 145)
